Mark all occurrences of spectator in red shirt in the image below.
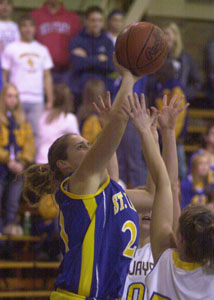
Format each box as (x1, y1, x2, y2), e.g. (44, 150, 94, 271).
(31, 0, 81, 84)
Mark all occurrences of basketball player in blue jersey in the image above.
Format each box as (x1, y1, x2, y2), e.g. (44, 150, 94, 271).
(125, 94, 214, 299)
(22, 56, 154, 300)
(121, 95, 183, 300)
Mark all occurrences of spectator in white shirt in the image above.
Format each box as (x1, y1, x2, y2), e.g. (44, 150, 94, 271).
(36, 83, 80, 164)
(1, 15, 54, 142)
(0, 0, 20, 53)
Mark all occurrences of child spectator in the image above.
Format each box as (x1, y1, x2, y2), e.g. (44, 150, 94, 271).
(2, 15, 54, 141)
(0, 0, 20, 54)
(70, 6, 114, 111)
(0, 83, 35, 235)
(31, 0, 81, 85)
(77, 79, 105, 144)
(181, 153, 211, 209)
(36, 83, 79, 164)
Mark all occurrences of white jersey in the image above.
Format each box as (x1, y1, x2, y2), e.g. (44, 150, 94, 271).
(146, 248, 214, 300)
(122, 243, 154, 300)
(1, 40, 53, 103)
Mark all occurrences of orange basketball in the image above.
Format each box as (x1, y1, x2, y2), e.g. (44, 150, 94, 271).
(115, 22, 168, 76)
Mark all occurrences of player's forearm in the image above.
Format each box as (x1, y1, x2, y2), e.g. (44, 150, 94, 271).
(161, 128, 178, 187)
(107, 152, 119, 182)
(139, 128, 170, 188)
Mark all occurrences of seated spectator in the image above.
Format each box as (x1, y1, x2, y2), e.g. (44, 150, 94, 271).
(31, 0, 81, 85)
(2, 15, 54, 142)
(181, 153, 211, 209)
(0, 0, 20, 54)
(163, 22, 201, 101)
(70, 6, 114, 112)
(106, 9, 124, 46)
(0, 83, 35, 235)
(36, 83, 79, 164)
(189, 122, 214, 185)
(77, 79, 105, 144)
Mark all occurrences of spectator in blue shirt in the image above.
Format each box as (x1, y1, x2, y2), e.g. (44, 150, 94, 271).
(69, 6, 114, 112)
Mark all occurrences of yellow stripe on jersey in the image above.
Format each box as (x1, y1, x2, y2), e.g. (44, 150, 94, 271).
(172, 250, 203, 271)
(51, 288, 86, 299)
(60, 176, 110, 200)
(59, 211, 69, 253)
(78, 199, 96, 296)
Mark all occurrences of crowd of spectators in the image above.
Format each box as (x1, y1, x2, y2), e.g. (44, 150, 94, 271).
(0, 0, 213, 260)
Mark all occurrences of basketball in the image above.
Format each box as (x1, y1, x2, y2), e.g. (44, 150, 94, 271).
(115, 22, 168, 76)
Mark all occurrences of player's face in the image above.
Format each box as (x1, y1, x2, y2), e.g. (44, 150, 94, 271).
(5, 86, 19, 111)
(65, 135, 91, 171)
(85, 12, 104, 36)
(206, 127, 214, 145)
(139, 210, 152, 234)
(0, 0, 12, 20)
(108, 14, 124, 34)
(20, 21, 35, 42)
(197, 157, 209, 177)
(164, 28, 175, 50)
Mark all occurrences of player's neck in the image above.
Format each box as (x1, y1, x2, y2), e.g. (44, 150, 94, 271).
(140, 235, 150, 248)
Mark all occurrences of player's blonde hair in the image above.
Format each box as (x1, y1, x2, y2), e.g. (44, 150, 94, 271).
(163, 22, 183, 59)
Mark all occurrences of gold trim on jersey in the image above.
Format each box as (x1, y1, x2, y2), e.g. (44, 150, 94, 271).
(51, 288, 86, 299)
(60, 176, 110, 200)
(78, 197, 96, 295)
(172, 250, 203, 271)
(59, 211, 69, 253)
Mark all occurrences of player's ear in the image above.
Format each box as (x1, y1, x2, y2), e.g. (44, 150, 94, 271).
(56, 160, 70, 171)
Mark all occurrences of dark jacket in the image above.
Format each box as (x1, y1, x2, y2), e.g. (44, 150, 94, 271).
(69, 29, 114, 95)
(176, 51, 201, 100)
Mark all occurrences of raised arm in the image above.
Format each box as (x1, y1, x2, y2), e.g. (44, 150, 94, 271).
(123, 93, 174, 263)
(125, 112, 159, 212)
(68, 56, 140, 195)
(93, 91, 119, 182)
(157, 95, 189, 232)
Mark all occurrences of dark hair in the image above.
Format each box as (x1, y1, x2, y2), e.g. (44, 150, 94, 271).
(77, 79, 106, 125)
(179, 204, 214, 264)
(18, 15, 35, 27)
(23, 134, 73, 206)
(201, 122, 214, 148)
(46, 83, 74, 123)
(85, 6, 103, 18)
(107, 9, 124, 20)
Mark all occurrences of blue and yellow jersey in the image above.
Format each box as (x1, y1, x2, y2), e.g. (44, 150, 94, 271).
(54, 176, 139, 299)
(180, 175, 208, 209)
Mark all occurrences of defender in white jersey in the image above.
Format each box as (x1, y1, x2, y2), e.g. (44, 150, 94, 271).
(122, 92, 182, 300)
(126, 93, 214, 300)
(122, 212, 154, 300)
(146, 247, 214, 300)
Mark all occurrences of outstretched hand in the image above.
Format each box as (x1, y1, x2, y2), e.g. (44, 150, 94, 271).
(122, 93, 157, 134)
(93, 91, 112, 128)
(113, 53, 141, 83)
(155, 94, 189, 130)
